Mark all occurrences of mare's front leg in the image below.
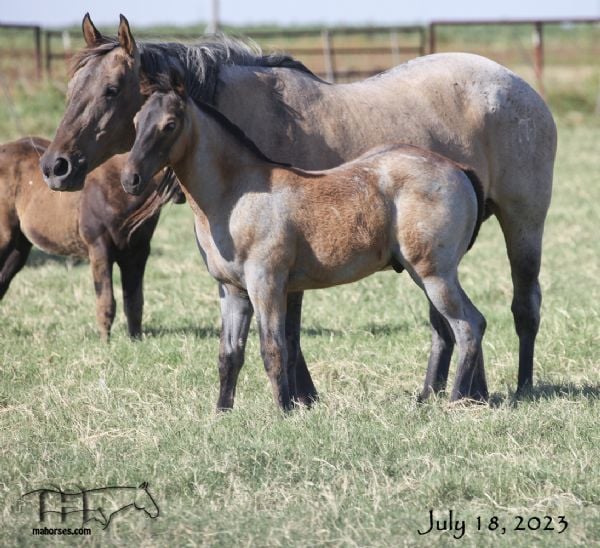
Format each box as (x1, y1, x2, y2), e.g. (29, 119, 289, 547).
(420, 273, 488, 402)
(419, 303, 455, 401)
(247, 271, 292, 411)
(88, 240, 116, 342)
(117, 241, 151, 339)
(286, 291, 318, 405)
(0, 229, 32, 299)
(217, 283, 253, 411)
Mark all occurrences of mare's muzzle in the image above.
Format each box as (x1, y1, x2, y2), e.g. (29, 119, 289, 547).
(40, 150, 88, 191)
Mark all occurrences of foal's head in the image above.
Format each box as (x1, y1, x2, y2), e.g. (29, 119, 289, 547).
(121, 77, 188, 196)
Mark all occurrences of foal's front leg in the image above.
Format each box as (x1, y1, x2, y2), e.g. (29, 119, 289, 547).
(247, 272, 292, 411)
(217, 283, 253, 410)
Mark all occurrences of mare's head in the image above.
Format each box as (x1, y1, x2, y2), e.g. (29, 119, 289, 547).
(41, 14, 143, 191)
(121, 76, 188, 196)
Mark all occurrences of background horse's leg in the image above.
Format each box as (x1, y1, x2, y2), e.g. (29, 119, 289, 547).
(247, 271, 292, 411)
(0, 229, 32, 299)
(419, 303, 455, 401)
(421, 274, 488, 402)
(286, 292, 318, 405)
(217, 283, 253, 411)
(88, 240, 116, 342)
(497, 212, 546, 393)
(117, 242, 150, 339)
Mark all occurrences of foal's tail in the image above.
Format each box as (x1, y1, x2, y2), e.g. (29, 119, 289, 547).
(461, 167, 485, 251)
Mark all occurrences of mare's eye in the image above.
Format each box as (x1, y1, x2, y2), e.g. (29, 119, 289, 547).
(104, 85, 119, 98)
(164, 121, 177, 132)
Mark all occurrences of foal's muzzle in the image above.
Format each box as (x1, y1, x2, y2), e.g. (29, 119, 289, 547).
(40, 150, 87, 191)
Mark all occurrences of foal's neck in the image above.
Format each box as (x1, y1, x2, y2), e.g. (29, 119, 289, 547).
(174, 103, 276, 211)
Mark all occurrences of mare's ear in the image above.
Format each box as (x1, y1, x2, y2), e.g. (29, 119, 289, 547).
(118, 14, 138, 57)
(169, 70, 187, 99)
(82, 13, 105, 48)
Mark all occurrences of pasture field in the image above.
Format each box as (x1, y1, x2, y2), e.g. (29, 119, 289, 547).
(0, 56, 599, 546)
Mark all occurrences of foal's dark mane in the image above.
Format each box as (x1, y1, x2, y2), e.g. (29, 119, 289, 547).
(72, 34, 323, 104)
(192, 99, 292, 168)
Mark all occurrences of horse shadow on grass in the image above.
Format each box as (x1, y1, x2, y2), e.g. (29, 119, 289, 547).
(26, 248, 84, 268)
(143, 321, 411, 340)
(487, 382, 600, 408)
(143, 323, 221, 339)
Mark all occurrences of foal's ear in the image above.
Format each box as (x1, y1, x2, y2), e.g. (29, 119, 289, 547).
(82, 13, 104, 48)
(169, 70, 187, 99)
(118, 14, 138, 57)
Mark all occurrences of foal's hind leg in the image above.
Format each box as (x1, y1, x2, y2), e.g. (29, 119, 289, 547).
(216, 283, 253, 411)
(419, 303, 455, 401)
(0, 229, 32, 299)
(421, 274, 488, 402)
(286, 292, 318, 405)
(88, 241, 116, 341)
(117, 242, 151, 339)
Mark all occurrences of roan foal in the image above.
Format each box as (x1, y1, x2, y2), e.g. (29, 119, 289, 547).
(0, 137, 182, 340)
(121, 82, 487, 410)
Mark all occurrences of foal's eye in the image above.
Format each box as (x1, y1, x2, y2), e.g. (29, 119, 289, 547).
(163, 121, 177, 132)
(104, 85, 119, 98)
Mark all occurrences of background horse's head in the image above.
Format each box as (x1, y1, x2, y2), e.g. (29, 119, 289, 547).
(122, 76, 188, 196)
(134, 482, 159, 518)
(41, 14, 143, 191)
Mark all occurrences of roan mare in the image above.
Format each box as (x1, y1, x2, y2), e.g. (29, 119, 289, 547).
(121, 80, 487, 410)
(0, 137, 183, 340)
(40, 14, 557, 400)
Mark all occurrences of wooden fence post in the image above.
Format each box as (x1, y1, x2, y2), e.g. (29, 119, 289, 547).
(34, 26, 42, 80)
(322, 29, 335, 82)
(533, 21, 545, 97)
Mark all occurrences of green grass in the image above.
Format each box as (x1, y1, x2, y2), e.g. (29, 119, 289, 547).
(0, 81, 599, 545)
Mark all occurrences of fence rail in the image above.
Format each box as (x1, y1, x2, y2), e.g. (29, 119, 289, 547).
(0, 22, 42, 79)
(1, 19, 598, 88)
(428, 17, 600, 96)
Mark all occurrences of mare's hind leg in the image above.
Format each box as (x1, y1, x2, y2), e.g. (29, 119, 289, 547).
(117, 242, 150, 339)
(421, 274, 488, 402)
(286, 292, 318, 405)
(0, 229, 32, 299)
(419, 303, 455, 401)
(216, 283, 253, 411)
(89, 241, 116, 342)
(497, 212, 546, 393)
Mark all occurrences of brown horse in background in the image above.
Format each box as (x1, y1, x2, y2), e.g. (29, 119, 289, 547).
(0, 137, 183, 340)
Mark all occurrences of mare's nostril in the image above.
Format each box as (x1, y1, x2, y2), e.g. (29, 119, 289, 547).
(53, 157, 70, 177)
(132, 173, 141, 187)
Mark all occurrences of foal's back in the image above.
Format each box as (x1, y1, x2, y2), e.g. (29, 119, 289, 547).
(278, 144, 480, 289)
